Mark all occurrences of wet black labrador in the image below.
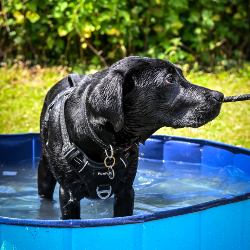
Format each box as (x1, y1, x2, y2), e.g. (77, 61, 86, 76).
(38, 56, 224, 219)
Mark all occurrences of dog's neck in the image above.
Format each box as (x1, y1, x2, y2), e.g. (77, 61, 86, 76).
(64, 95, 135, 161)
(65, 85, 160, 161)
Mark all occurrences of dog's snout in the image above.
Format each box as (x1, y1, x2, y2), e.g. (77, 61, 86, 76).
(211, 91, 224, 103)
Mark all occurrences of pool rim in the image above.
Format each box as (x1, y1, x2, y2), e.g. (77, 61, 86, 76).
(0, 133, 250, 228)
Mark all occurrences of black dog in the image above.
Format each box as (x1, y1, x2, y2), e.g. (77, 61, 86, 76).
(38, 56, 224, 219)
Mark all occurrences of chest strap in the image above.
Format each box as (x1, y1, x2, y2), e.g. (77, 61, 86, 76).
(45, 87, 75, 125)
(63, 143, 130, 199)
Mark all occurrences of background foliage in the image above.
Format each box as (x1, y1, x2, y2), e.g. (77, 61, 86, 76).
(1, 0, 250, 71)
(0, 0, 250, 148)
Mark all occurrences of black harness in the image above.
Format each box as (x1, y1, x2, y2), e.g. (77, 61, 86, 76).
(45, 75, 132, 200)
(62, 143, 130, 199)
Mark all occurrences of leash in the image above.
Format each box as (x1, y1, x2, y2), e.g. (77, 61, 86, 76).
(223, 94, 250, 103)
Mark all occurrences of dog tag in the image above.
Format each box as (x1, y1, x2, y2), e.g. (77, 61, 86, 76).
(108, 167, 115, 179)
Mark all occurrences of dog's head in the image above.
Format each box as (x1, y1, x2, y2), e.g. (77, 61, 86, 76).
(88, 56, 224, 143)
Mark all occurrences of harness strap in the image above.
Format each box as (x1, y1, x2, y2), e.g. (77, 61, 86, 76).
(60, 90, 75, 153)
(45, 88, 75, 124)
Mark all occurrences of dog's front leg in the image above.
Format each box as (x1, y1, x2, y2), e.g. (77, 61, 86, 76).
(113, 186, 134, 217)
(38, 153, 57, 200)
(113, 144, 139, 217)
(59, 185, 81, 220)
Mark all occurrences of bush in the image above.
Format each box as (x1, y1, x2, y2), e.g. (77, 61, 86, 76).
(1, 0, 250, 71)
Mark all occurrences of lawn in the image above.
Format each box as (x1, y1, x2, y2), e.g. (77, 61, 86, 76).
(0, 62, 250, 148)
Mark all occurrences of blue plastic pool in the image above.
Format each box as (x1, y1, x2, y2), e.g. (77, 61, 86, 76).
(0, 133, 250, 250)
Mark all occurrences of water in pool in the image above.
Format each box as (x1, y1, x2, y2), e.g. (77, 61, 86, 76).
(0, 158, 250, 220)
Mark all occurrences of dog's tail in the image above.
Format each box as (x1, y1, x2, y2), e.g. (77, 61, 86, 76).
(224, 94, 250, 103)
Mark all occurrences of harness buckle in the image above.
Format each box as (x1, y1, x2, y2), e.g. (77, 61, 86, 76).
(108, 167, 115, 179)
(96, 186, 112, 199)
(62, 142, 73, 154)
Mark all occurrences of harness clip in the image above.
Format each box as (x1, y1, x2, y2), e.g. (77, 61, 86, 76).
(104, 145, 116, 179)
(104, 156, 115, 179)
(105, 145, 114, 159)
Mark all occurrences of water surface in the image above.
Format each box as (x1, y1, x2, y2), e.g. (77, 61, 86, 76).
(0, 159, 250, 220)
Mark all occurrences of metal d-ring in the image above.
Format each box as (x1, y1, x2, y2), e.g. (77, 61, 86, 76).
(96, 186, 112, 199)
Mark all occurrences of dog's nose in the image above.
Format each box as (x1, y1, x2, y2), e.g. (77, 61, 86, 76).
(211, 91, 224, 103)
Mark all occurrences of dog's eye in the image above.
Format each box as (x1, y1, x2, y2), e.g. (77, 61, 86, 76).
(166, 74, 174, 83)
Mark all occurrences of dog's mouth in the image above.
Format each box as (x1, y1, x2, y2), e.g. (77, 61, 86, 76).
(171, 103, 222, 129)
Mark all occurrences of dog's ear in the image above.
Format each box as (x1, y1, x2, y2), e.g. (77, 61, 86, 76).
(67, 73, 80, 87)
(88, 58, 150, 132)
(113, 58, 151, 97)
(88, 72, 126, 132)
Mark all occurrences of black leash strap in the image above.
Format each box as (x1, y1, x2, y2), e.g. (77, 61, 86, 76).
(224, 94, 250, 103)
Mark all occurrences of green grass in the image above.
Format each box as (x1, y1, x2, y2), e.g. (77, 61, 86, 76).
(0, 62, 250, 148)
(0, 63, 70, 133)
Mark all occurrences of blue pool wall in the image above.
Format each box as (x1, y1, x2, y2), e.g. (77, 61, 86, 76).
(0, 133, 250, 250)
(1, 133, 250, 174)
(140, 135, 250, 174)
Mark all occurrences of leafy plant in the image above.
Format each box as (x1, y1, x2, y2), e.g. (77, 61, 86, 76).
(0, 0, 250, 71)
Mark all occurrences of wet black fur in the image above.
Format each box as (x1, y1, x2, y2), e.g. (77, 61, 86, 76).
(38, 56, 224, 219)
